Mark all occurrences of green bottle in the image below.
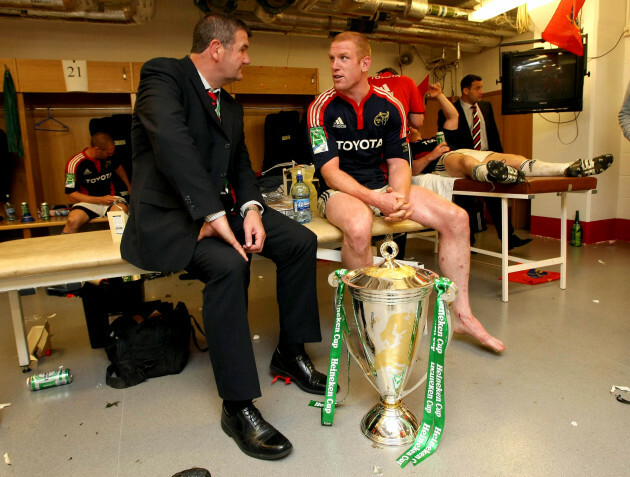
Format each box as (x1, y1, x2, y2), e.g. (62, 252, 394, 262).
(570, 210, 582, 247)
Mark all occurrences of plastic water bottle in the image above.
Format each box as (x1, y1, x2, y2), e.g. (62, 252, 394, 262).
(570, 210, 582, 247)
(4, 194, 17, 221)
(291, 169, 312, 223)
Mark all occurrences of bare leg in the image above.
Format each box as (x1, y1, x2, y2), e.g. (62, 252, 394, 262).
(442, 153, 481, 178)
(324, 192, 375, 270)
(62, 208, 91, 234)
(408, 185, 505, 352)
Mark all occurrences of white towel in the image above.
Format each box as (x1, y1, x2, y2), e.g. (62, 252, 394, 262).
(412, 174, 458, 202)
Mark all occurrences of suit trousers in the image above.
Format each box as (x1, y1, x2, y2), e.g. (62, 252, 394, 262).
(185, 207, 322, 401)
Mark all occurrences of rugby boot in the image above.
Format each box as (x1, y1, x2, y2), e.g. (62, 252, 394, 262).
(486, 160, 526, 184)
(564, 154, 614, 177)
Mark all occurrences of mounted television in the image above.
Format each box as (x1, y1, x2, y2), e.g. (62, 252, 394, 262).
(501, 45, 587, 115)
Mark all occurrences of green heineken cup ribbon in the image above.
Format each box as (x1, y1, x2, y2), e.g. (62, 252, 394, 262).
(396, 277, 456, 468)
(309, 269, 348, 425)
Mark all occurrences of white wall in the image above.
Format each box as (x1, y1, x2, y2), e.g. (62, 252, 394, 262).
(452, 0, 627, 229)
(619, 30, 630, 221)
(526, 0, 627, 224)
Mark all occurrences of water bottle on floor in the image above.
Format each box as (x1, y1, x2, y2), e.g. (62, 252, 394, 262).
(291, 169, 312, 224)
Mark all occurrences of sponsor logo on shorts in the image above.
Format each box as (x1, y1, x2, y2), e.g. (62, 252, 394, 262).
(374, 111, 390, 126)
(310, 126, 328, 154)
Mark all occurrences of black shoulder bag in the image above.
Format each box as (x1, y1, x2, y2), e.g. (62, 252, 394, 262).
(105, 300, 207, 389)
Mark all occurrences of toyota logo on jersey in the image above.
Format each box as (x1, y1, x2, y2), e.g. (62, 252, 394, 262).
(335, 138, 383, 151)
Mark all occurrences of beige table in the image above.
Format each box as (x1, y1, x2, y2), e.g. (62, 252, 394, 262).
(1, 217, 427, 369)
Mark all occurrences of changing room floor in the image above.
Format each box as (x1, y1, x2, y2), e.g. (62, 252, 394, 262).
(0, 228, 628, 477)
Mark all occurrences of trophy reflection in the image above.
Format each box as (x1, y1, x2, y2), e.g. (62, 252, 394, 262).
(337, 239, 449, 446)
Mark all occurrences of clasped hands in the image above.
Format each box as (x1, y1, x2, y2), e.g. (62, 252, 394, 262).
(379, 187, 413, 222)
(197, 210, 265, 261)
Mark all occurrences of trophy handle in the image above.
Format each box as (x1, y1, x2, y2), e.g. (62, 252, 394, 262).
(400, 301, 454, 398)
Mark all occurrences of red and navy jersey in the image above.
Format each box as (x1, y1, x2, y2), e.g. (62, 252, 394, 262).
(410, 137, 439, 174)
(307, 86, 409, 191)
(64, 149, 116, 196)
(368, 72, 425, 116)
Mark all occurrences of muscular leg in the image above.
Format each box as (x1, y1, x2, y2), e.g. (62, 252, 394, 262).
(407, 185, 505, 352)
(62, 208, 91, 233)
(442, 153, 480, 178)
(324, 193, 375, 270)
(484, 153, 569, 176)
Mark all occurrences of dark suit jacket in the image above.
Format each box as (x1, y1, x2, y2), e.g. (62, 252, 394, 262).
(437, 99, 503, 153)
(121, 56, 264, 271)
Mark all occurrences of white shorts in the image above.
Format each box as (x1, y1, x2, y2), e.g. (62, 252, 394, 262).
(317, 186, 388, 219)
(71, 197, 127, 219)
(432, 149, 494, 177)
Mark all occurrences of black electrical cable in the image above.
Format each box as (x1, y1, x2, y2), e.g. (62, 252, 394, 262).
(589, 29, 629, 60)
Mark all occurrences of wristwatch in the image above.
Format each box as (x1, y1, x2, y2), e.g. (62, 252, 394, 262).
(243, 205, 261, 216)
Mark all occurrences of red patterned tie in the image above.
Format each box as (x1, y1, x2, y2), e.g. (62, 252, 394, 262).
(207, 89, 221, 121)
(471, 104, 481, 150)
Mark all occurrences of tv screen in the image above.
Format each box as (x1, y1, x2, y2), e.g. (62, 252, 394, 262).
(501, 46, 586, 115)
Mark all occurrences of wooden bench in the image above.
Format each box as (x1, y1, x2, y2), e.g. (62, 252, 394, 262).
(0, 216, 109, 239)
(412, 176, 598, 302)
(0, 216, 428, 369)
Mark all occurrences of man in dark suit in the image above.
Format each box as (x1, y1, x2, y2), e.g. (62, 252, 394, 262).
(122, 14, 327, 461)
(438, 74, 531, 250)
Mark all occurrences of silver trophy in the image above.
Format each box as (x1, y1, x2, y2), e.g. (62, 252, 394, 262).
(335, 240, 454, 446)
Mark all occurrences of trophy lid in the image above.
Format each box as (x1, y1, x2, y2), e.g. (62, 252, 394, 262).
(342, 239, 437, 291)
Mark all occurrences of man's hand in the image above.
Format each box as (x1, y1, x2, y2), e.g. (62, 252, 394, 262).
(428, 141, 450, 160)
(427, 83, 443, 98)
(100, 195, 118, 205)
(242, 208, 265, 254)
(374, 187, 412, 220)
(197, 215, 248, 262)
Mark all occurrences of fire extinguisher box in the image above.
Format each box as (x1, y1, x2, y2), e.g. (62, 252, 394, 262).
(80, 277, 144, 348)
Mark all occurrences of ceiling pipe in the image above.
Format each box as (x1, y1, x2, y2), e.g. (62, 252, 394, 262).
(0, 0, 155, 23)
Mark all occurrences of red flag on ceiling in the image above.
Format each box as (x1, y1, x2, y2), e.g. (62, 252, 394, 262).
(541, 0, 586, 56)
(417, 74, 430, 99)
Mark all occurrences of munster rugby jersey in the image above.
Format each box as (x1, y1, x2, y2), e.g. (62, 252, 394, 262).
(307, 86, 408, 192)
(64, 149, 116, 196)
(367, 72, 425, 115)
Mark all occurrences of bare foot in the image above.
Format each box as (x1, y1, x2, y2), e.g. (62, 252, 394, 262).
(452, 313, 505, 353)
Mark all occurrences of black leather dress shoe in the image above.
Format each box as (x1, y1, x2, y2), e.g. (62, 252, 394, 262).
(270, 348, 333, 395)
(221, 405, 293, 460)
(507, 235, 533, 250)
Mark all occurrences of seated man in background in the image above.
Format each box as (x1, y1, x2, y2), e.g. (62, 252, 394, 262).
(63, 132, 131, 234)
(309, 31, 505, 353)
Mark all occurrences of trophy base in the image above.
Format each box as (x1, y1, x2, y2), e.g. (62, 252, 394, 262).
(360, 399, 419, 446)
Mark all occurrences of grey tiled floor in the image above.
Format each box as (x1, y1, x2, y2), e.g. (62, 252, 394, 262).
(0, 229, 628, 476)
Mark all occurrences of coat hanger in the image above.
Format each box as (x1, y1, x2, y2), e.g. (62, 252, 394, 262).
(34, 108, 70, 132)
